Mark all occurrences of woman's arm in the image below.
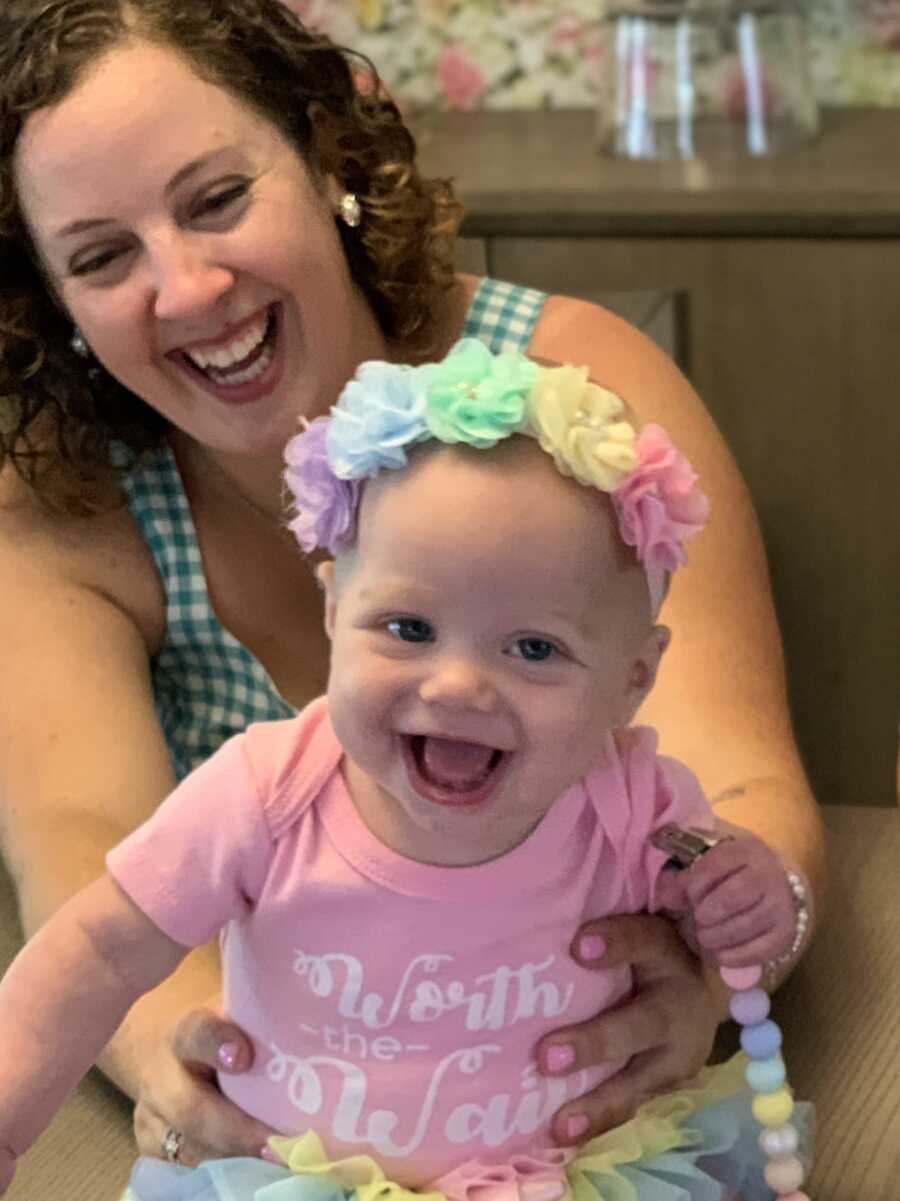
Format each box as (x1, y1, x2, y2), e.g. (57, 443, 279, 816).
(0, 876, 186, 1193)
(0, 492, 276, 1163)
(528, 295, 826, 1138)
(531, 295, 826, 896)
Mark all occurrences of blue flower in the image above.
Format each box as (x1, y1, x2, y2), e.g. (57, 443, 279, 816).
(327, 361, 429, 479)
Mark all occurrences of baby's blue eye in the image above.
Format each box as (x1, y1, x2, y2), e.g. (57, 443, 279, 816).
(386, 617, 434, 643)
(512, 638, 556, 662)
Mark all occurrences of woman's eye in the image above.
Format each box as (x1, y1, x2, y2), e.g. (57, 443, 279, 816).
(70, 247, 126, 276)
(385, 617, 434, 644)
(193, 181, 251, 218)
(510, 637, 557, 663)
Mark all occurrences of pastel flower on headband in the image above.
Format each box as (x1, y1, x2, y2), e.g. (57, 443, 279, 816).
(284, 417, 360, 554)
(327, 361, 429, 478)
(421, 337, 537, 447)
(281, 342, 709, 613)
(527, 364, 638, 490)
(614, 424, 711, 575)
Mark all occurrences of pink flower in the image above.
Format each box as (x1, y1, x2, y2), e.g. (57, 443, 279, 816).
(614, 424, 709, 576)
(436, 43, 488, 111)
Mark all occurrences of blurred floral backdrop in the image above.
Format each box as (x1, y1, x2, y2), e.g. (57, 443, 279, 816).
(287, 0, 900, 110)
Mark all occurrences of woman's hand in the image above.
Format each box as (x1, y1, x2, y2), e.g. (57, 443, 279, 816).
(133, 1006, 277, 1167)
(537, 913, 725, 1144)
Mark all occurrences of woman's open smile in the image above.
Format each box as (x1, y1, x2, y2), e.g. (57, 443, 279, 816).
(172, 302, 286, 406)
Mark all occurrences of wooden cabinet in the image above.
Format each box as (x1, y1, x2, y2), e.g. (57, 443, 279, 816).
(419, 110, 900, 807)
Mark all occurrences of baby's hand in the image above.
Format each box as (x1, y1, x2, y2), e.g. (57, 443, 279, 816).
(655, 832, 796, 968)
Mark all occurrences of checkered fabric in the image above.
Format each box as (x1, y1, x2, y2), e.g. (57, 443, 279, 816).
(122, 278, 546, 778)
(464, 277, 546, 355)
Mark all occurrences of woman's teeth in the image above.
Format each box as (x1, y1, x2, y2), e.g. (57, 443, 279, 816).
(206, 337, 275, 385)
(184, 310, 275, 384)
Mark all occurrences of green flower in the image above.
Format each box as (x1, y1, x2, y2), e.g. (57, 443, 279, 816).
(422, 338, 536, 448)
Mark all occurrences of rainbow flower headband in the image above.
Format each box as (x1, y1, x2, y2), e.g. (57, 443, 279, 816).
(283, 339, 709, 614)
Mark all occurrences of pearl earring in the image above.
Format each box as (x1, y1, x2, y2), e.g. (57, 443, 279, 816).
(339, 192, 362, 229)
(70, 328, 90, 358)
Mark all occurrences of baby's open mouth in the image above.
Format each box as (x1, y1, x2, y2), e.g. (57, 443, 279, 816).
(404, 734, 506, 806)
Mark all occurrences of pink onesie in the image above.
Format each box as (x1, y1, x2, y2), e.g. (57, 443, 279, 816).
(106, 698, 712, 1187)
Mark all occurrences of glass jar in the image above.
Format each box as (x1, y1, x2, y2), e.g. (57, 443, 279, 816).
(596, 0, 819, 159)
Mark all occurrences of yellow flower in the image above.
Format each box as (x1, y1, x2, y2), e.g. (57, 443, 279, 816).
(527, 365, 638, 491)
(351, 0, 385, 30)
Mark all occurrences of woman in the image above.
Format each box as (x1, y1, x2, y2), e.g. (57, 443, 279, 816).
(0, 0, 825, 1175)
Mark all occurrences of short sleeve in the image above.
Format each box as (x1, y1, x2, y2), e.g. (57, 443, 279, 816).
(106, 733, 274, 947)
(597, 727, 715, 913)
(643, 752, 716, 910)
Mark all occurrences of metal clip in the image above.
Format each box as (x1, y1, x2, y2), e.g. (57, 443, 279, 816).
(650, 823, 731, 870)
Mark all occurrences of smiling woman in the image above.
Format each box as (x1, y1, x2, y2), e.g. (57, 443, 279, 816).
(0, 0, 824, 1190)
(1, 0, 459, 506)
(14, 51, 355, 455)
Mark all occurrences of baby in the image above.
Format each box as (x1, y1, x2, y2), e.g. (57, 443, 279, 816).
(0, 341, 809, 1201)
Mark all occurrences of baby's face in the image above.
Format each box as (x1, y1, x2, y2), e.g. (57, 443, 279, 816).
(320, 438, 666, 867)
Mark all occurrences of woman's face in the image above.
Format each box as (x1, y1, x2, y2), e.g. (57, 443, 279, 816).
(14, 40, 385, 458)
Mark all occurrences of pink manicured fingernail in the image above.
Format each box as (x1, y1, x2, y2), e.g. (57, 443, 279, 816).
(578, 934, 606, 962)
(218, 1041, 240, 1070)
(260, 1144, 280, 1163)
(565, 1113, 590, 1142)
(545, 1043, 576, 1073)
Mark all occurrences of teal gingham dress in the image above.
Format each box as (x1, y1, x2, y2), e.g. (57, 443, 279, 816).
(121, 278, 546, 779)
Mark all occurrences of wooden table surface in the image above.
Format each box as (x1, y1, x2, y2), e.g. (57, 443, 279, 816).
(1, 804, 898, 1200)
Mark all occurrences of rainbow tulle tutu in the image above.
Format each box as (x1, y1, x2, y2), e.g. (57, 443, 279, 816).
(123, 1055, 813, 1201)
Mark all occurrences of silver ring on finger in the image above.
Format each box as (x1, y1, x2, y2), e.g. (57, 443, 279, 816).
(161, 1127, 184, 1163)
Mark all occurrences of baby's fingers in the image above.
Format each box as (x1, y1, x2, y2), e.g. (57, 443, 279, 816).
(691, 868, 762, 928)
(696, 899, 796, 967)
(695, 897, 770, 952)
(715, 926, 791, 968)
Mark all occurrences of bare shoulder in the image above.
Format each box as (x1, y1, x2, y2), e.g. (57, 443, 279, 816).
(530, 293, 715, 440)
(0, 467, 165, 655)
(0, 470, 176, 912)
(529, 292, 742, 516)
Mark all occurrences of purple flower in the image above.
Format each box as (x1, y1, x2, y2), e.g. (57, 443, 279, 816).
(283, 418, 360, 554)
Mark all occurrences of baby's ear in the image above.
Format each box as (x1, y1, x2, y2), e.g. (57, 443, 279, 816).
(622, 624, 671, 723)
(315, 560, 338, 639)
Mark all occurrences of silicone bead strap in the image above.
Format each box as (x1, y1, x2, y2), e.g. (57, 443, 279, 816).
(719, 964, 808, 1196)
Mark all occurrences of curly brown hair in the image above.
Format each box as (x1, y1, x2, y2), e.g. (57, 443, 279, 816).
(0, 0, 462, 513)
